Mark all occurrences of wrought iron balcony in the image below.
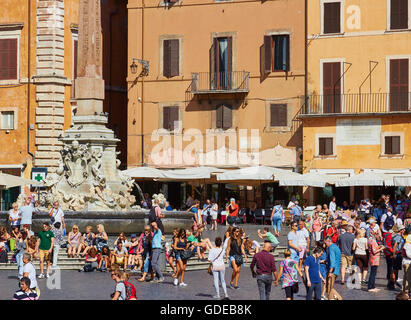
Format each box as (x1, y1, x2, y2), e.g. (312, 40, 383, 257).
(302, 92, 411, 115)
(190, 71, 250, 94)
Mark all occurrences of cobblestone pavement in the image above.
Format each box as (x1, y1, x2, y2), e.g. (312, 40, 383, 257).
(0, 223, 401, 300)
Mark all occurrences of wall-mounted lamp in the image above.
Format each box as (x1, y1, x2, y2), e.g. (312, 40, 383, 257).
(130, 58, 150, 76)
(130, 59, 138, 75)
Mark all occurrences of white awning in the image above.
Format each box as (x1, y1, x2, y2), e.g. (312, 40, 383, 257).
(0, 173, 39, 189)
(216, 166, 295, 182)
(122, 167, 166, 179)
(279, 172, 338, 187)
(160, 167, 226, 180)
(335, 172, 391, 187)
(393, 175, 411, 187)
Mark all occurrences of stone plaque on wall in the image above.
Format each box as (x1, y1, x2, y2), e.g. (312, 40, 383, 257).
(336, 118, 381, 145)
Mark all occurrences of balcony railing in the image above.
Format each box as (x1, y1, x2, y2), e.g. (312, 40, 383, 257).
(302, 92, 411, 115)
(191, 71, 250, 94)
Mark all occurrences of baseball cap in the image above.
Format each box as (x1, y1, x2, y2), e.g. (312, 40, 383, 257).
(130, 234, 137, 238)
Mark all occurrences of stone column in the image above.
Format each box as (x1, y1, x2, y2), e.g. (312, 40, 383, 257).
(34, 0, 69, 172)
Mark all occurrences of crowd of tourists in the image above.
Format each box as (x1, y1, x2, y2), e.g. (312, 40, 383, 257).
(2, 193, 411, 300)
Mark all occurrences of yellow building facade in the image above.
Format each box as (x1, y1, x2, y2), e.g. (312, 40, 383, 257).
(302, 0, 411, 203)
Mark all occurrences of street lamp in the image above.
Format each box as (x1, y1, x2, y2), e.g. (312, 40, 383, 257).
(130, 59, 138, 75)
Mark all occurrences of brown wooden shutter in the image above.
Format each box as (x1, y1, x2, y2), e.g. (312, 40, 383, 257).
(323, 62, 341, 113)
(163, 107, 170, 130)
(390, 59, 409, 111)
(0, 39, 17, 80)
(324, 2, 341, 34)
(163, 40, 171, 78)
(270, 104, 287, 126)
(216, 105, 223, 129)
(169, 39, 179, 77)
(263, 35, 272, 73)
(391, 0, 408, 30)
(222, 105, 232, 130)
(210, 38, 217, 89)
(73, 39, 78, 79)
(392, 136, 401, 154)
(169, 106, 179, 130)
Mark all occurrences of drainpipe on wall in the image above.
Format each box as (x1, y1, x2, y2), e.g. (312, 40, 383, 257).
(141, 0, 145, 166)
(27, 0, 34, 164)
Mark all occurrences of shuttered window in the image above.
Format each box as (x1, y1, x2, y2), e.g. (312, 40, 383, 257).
(216, 105, 232, 130)
(163, 106, 179, 131)
(385, 136, 401, 154)
(0, 38, 18, 80)
(262, 35, 290, 73)
(319, 137, 334, 156)
(323, 62, 341, 113)
(390, 59, 409, 111)
(270, 104, 288, 127)
(391, 0, 408, 30)
(323, 2, 341, 34)
(163, 39, 179, 78)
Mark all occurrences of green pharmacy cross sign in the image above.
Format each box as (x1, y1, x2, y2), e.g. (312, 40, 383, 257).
(34, 174, 43, 182)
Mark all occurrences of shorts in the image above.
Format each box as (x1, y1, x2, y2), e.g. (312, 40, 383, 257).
(298, 247, 306, 260)
(341, 255, 353, 270)
(284, 284, 296, 299)
(393, 254, 403, 271)
(229, 255, 244, 268)
(175, 252, 182, 261)
(39, 249, 51, 261)
(211, 212, 218, 220)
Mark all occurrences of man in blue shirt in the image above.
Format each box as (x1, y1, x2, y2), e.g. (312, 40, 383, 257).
(304, 246, 326, 300)
(151, 221, 164, 283)
(291, 201, 302, 223)
(325, 236, 342, 300)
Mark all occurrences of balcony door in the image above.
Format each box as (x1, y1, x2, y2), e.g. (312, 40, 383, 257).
(390, 59, 409, 111)
(323, 62, 341, 113)
(210, 37, 232, 90)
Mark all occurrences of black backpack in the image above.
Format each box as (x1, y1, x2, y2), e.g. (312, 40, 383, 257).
(0, 249, 8, 263)
(383, 213, 395, 231)
(148, 206, 158, 224)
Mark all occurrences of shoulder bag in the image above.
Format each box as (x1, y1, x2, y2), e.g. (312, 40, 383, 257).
(207, 248, 224, 275)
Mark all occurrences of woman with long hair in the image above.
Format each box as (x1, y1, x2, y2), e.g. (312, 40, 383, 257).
(94, 224, 108, 252)
(225, 227, 247, 289)
(172, 228, 190, 287)
(353, 228, 369, 284)
(98, 246, 111, 272)
(25, 236, 38, 260)
(67, 225, 82, 258)
(167, 228, 179, 278)
(138, 225, 154, 282)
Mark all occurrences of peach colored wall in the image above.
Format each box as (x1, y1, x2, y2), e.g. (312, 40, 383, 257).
(127, 0, 306, 168)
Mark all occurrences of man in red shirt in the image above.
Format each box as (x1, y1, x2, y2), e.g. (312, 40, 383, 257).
(226, 198, 239, 226)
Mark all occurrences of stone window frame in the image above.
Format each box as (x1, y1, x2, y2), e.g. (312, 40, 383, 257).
(264, 99, 293, 133)
(314, 133, 337, 159)
(210, 31, 238, 72)
(0, 107, 18, 130)
(71, 26, 78, 81)
(320, 0, 345, 35)
(380, 131, 404, 158)
(159, 35, 184, 78)
(264, 29, 293, 73)
(0, 24, 23, 85)
(158, 102, 184, 134)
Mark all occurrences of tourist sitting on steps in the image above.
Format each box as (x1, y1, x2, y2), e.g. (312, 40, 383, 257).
(111, 241, 128, 270)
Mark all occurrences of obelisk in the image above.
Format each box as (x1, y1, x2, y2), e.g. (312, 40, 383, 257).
(74, 0, 104, 116)
(55, 0, 133, 211)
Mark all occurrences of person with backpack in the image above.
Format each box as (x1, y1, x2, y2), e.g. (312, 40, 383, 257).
(390, 225, 406, 290)
(149, 198, 165, 235)
(270, 200, 284, 237)
(111, 270, 127, 300)
(380, 207, 396, 234)
(121, 272, 137, 300)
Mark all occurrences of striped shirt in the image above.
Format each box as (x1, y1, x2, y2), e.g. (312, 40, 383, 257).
(13, 290, 39, 300)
